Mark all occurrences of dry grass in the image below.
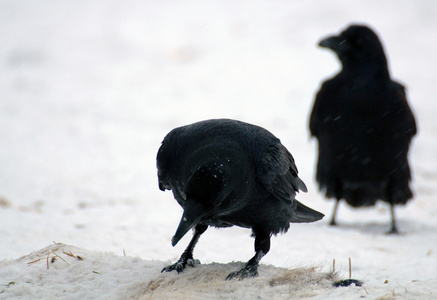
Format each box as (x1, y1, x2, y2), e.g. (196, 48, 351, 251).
(26, 242, 84, 269)
(140, 263, 339, 300)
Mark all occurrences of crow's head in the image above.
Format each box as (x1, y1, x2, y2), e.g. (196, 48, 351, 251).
(171, 163, 225, 246)
(319, 24, 388, 70)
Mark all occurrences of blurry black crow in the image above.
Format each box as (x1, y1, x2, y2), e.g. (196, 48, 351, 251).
(310, 24, 416, 233)
(157, 119, 324, 280)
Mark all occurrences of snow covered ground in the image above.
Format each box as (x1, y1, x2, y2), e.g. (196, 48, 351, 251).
(1, 0, 436, 299)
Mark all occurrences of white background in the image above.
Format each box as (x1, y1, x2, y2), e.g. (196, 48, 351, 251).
(1, 1, 436, 299)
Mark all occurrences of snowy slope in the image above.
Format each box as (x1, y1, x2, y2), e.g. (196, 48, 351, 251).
(1, 0, 436, 299)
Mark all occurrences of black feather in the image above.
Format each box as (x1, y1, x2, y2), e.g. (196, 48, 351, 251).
(309, 24, 416, 233)
(157, 118, 323, 279)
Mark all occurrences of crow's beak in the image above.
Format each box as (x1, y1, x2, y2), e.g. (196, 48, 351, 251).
(319, 35, 350, 54)
(318, 36, 339, 49)
(171, 202, 208, 246)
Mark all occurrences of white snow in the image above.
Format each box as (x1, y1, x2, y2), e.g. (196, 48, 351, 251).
(1, 0, 436, 299)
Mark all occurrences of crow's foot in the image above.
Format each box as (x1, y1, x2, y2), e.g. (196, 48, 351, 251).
(226, 264, 259, 280)
(162, 256, 200, 273)
(386, 226, 399, 235)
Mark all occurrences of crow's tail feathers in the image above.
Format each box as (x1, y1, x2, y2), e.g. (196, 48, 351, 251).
(290, 200, 324, 223)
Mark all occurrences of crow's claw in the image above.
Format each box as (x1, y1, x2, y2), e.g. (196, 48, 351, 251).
(226, 265, 259, 280)
(161, 257, 201, 274)
(186, 258, 201, 267)
(386, 226, 399, 235)
(161, 261, 183, 273)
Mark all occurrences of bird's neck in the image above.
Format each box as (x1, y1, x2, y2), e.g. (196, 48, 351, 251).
(342, 60, 390, 83)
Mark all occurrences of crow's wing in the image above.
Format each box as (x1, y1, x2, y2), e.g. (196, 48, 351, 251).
(390, 82, 417, 140)
(257, 143, 307, 202)
(309, 79, 341, 139)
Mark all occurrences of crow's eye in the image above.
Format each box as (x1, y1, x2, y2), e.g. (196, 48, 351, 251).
(354, 37, 364, 47)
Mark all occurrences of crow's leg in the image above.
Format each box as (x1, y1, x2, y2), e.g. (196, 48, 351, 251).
(387, 203, 399, 234)
(162, 223, 208, 273)
(329, 199, 340, 226)
(226, 229, 270, 280)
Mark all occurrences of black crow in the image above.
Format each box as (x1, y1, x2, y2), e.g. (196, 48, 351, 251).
(309, 24, 417, 233)
(157, 119, 324, 280)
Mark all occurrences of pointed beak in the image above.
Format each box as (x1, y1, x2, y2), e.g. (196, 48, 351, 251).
(319, 35, 350, 55)
(171, 204, 208, 246)
(318, 35, 339, 49)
